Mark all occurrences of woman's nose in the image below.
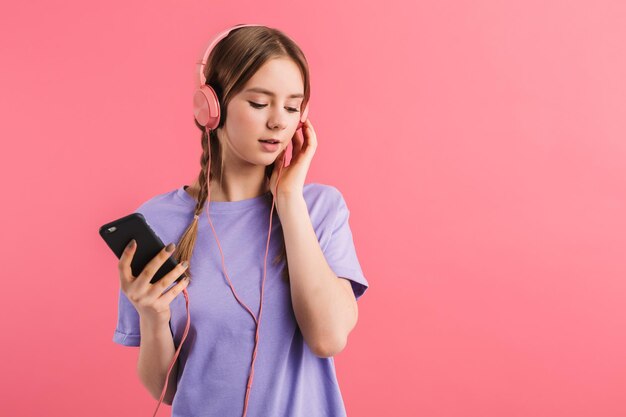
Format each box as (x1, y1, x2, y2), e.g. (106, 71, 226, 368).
(268, 111, 287, 130)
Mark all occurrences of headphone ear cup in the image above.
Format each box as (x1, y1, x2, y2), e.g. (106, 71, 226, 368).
(193, 84, 221, 129)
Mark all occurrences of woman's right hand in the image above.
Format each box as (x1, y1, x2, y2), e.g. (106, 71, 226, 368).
(118, 240, 190, 325)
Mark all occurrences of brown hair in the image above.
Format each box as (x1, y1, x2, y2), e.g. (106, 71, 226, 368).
(173, 25, 311, 284)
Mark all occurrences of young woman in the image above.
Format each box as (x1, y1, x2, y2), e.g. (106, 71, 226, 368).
(113, 24, 369, 417)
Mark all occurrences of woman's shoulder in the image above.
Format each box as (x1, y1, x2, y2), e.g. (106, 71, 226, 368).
(133, 186, 187, 214)
(303, 182, 343, 203)
(135, 188, 193, 228)
(302, 182, 347, 225)
(131, 187, 192, 238)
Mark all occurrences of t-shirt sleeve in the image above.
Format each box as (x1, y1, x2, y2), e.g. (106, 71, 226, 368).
(112, 287, 141, 347)
(323, 188, 369, 301)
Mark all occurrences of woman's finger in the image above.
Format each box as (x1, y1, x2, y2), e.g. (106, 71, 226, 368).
(303, 119, 317, 153)
(159, 276, 191, 305)
(291, 129, 303, 161)
(149, 260, 190, 298)
(118, 239, 137, 286)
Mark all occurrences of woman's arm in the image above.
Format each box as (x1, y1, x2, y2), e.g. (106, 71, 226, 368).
(277, 194, 358, 358)
(137, 317, 179, 405)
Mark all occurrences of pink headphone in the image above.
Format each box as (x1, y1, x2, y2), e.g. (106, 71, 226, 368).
(152, 24, 308, 417)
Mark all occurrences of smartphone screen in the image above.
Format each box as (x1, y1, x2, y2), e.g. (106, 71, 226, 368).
(99, 213, 184, 284)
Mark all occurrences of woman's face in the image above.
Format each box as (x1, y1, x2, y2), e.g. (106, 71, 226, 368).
(217, 57, 305, 167)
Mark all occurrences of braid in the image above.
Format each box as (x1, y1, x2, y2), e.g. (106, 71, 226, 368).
(196, 128, 210, 211)
(172, 128, 211, 282)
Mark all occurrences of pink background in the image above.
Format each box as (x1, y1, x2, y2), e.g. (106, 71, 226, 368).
(1, 1, 625, 416)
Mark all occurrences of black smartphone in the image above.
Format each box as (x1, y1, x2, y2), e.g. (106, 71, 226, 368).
(99, 212, 185, 284)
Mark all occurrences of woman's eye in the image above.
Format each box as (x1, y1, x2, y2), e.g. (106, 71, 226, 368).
(248, 101, 300, 113)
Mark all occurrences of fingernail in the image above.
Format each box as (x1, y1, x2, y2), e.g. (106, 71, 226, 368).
(126, 239, 135, 250)
(165, 242, 175, 253)
(181, 261, 189, 268)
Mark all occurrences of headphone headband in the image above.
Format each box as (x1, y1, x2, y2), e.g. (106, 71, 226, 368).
(196, 23, 263, 86)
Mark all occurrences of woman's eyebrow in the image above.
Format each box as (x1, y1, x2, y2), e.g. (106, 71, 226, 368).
(244, 87, 304, 99)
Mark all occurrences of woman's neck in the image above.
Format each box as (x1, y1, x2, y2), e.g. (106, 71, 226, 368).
(186, 178, 269, 202)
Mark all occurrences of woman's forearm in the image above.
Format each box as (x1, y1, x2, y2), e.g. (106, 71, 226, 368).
(137, 317, 179, 405)
(276, 193, 358, 357)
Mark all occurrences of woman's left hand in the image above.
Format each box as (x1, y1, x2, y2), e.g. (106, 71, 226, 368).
(269, 118, 317, 200)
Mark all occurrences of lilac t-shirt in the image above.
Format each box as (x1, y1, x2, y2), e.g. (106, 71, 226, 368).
(113, 182, 369, 417)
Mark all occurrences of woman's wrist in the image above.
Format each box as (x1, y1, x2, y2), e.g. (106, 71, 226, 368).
(139, 313, 171, 333)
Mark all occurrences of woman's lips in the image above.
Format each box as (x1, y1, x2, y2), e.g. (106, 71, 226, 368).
(259, 140, 279, 152)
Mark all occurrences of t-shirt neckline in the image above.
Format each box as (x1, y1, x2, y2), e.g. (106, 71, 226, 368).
(175, 185, 273, 212)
